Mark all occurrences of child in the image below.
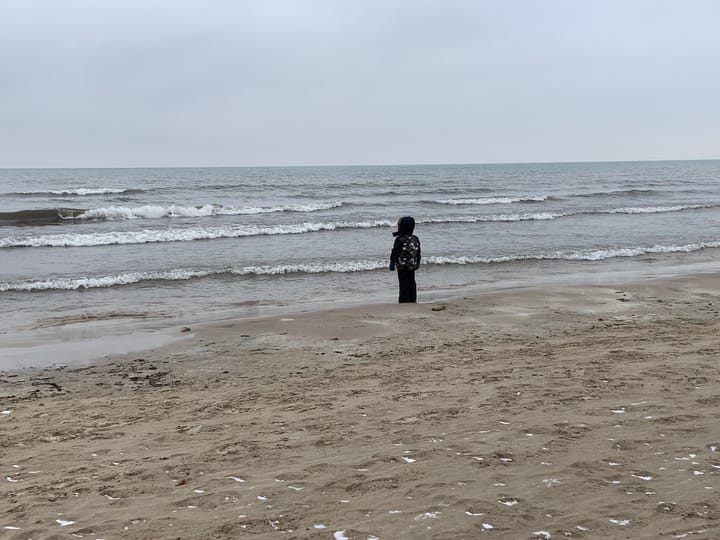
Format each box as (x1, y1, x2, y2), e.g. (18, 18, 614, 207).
(389, 216, 421, 303)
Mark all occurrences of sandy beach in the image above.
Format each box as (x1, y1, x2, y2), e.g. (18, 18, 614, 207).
(2, 274, 720, 539)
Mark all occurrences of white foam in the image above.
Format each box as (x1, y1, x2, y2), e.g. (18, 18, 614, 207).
(609, 518, 630, 525)
(8, 239, 720, 292)
(465, 511, 484, 516)
(533, 532, 551, 539)
(631, 474, 653, 481)
(425, 240, 720, 267)
(434, 195, 548, 205)
(68, 201, 343, 221)
(1, 410, 11, 415)
(401, 457, 416, 463)
(56, 519, 76, 526)
(0, 220, 392, 248)
(227, 476, 245, 482)
(334, 531, 349, 540)
(499, 499, 519, 506)
(0, 261, 393, 291)
(605, 204, 711, 214)
(482, 523, 494, 529)
(23, 188, 130, 196)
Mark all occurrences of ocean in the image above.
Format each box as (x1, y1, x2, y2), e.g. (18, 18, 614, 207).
(2, 160, 720, 366)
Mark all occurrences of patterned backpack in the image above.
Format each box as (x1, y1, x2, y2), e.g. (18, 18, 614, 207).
(396, 235, 420, 271)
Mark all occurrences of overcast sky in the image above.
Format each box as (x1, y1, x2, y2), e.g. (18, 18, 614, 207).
(1, 0, 718, 168)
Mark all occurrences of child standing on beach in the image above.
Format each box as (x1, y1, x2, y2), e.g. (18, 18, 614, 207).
(389, 216, 421, 303)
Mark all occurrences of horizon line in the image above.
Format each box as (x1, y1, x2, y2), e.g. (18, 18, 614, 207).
(1, 157, 719, 171)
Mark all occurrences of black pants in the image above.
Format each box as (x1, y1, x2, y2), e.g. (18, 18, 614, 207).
(397, 269, 417, 303)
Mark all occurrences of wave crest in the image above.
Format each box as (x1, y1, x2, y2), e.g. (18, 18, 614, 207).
(4, 241, 720, 292)
(67, 201, 343, 221)
(432, 195, 549, 205)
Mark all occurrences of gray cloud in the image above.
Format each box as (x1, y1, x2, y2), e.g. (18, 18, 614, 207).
(1, 0, 718, 167)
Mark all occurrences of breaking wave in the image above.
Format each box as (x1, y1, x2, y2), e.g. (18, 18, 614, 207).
(602, 204, 711, 214)
(5, 240, 720, 292)
(574, 189, 656, 198)
(426, 240, 720, 265)
(431, 195, 549, 205)
(0, 202, 344, 226)
(0, 220, 395, 248)
(3, 203, 718, 248)
(66, 201, 343, 221)
(9, 188, 143, 197)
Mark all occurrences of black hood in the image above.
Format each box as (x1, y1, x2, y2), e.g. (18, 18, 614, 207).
(392, 216, 415, 236)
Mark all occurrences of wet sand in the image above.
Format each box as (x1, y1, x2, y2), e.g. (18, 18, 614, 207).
(2, 274, 720, 539)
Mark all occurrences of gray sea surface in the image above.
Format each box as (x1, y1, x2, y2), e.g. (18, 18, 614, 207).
(2, 161, 720, 367)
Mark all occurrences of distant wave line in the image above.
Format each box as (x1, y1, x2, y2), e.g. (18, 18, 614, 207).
(0, 201, 344, 226)
(4, 240, 720, 291)
(5, 188, 144, 197)
(430, 195, 549, 205)
(573, 188, 656, 198)
(2, 203, 718, 248)
(0, 220, 395, 248)
(66, 201, 344, 221)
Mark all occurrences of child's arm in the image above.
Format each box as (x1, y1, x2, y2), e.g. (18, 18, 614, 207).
(390, 237, 402, 264)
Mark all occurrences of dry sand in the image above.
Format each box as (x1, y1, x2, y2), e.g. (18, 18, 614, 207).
(2, 275, 720, 539)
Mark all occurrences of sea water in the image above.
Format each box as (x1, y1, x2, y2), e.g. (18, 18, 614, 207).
(2, 161, 720, 365)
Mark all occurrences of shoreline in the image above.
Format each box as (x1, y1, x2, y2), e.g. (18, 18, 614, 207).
(2, 272, 720, 538)
(5, 252, 720, 373)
